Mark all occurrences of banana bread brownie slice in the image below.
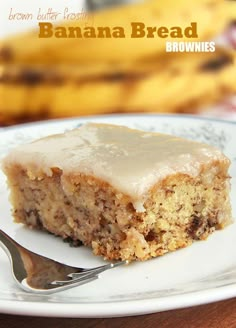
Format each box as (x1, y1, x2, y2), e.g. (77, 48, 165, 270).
(2, 123, 232, 261)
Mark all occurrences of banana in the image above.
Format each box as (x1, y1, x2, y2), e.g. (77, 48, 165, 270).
(0, 48, 235, 124)
(0, 0, 234, 64)
(1, 49, 229, 82)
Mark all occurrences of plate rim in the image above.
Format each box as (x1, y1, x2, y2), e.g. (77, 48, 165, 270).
(0, 282, 235, 318)
(1, 113, 236, 134)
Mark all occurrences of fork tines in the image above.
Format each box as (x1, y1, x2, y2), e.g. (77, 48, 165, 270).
(50, 260, 128, 287)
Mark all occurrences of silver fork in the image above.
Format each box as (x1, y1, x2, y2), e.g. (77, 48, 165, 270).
(0, 230, 127, 294)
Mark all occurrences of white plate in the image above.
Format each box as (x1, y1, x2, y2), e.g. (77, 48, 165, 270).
(0, 114, 236, 318)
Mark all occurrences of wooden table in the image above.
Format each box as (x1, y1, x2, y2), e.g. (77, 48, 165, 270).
(1, 298, 236, 328)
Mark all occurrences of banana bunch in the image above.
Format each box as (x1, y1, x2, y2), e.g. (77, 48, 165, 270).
(0, 0, 235, 124)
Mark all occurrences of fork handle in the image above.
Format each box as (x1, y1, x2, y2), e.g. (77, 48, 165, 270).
(0, 230, 28, 281)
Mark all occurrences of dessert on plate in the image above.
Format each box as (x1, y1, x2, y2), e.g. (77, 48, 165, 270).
(2, 123, 232, 261)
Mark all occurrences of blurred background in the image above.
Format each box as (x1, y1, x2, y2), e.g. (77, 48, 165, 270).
(0, 0, 235, 126)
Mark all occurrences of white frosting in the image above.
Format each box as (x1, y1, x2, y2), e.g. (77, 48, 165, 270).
(3, 123, 228, 211)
